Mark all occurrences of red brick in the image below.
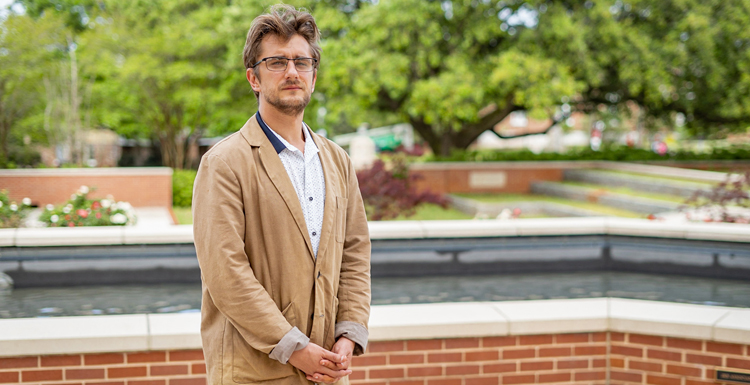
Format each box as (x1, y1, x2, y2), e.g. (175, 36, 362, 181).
(575, 371, 606, 381)
(0, 372, 19, 383)
(446, 365, 479, 375)
(0, 358, 38, 370)
(591, 332, 607, 342)
(538, 347, 570, 357)
(574, 346, 606, 355)
(427, 353, 461, 363)
(65, 368, 105, 380)
(169, 379, 206, 385)
(610, 332, 625, 342)
(465, 376, 498, 385)
(501, 374, 534, 385)
(369, 341, 405, 353)
(446, 338, 480, 349)
(168, 351, 204, 362)
(592, 358, 606, 368)
(686, 353, 722, 366)
(427, 379, 460, 385)
(502, 349, 534, 360)
(555, 333, 589, 344)
(518, 335, 553, 345)
(21, 369, 62, 382)
(41, 355, 80, 367)
(666, 337, 702, 351)
(191, 363, 206, 375)
(630, 334, 664, 347)
(466, 351, 499, 362)
(482, 363, 515, 374)
(685, 380, 716, 385)
(84, 354, 123, 366)
(609, 357, 624, 368)
(350, 370, 366, 380)
(630, 359, 662, 372)
(519, 361, 552, 371)
(352, 355, 386, 367)
(353, 382, 385, 385)
(611, 344, 643, 357)
(648, 348, 682, 362)
(728, 357, 750, 370)
(706, 341, 743, 355)
(87, 382, 125, 385)
(150, 365, 188, 376)
(407, 340, 442, 351)
(128, 381, 165, 385)
(127, 352, 166, 363)
(647, 374, 681, 385)
(369, 368, 404, 379)
(390, 354, 424, 365)
(483, 337, 516, 347)
(391, 381, 424, 385)
(108, 367, 147, 379)
(557, 359, 588, 369)
(667, 364, 701, 377)
(538, 373, 570, 383)
(408, 366, 443, 377)
(612, 370, 642, 382)
(41, 382, 82, 385)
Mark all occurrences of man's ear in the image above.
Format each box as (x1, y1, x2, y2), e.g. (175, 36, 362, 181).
(311, 69, 317, 93)
(247, 68, 261, 93)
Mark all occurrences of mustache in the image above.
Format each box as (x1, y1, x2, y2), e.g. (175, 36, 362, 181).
(279, 81, 304, 89)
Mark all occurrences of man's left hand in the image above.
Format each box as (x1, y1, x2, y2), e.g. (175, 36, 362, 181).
(307, 337, 356, 383)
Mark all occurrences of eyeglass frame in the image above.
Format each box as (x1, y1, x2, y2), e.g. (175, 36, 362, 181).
(251, 56, 318, 72)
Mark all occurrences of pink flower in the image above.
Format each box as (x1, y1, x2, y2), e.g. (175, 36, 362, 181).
(77, 209, 88, 218)
(68, 222, 75, 227)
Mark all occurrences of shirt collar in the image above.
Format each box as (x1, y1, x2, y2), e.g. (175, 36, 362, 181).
(256, 111, 319, 157)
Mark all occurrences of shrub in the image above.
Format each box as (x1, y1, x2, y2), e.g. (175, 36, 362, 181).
(681, 171, 750, 224)
(0, 190, 33, 228)
(38, 186, 137, 227)
(356, 155, 447, 221)
(173, 169, 197, 208)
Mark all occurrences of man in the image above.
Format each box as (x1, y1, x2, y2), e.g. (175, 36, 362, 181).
(192, 5, 371, 385)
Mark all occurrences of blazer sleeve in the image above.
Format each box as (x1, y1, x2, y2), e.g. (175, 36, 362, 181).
(334, 157, 372, 356)
(193, 153, 292, 355)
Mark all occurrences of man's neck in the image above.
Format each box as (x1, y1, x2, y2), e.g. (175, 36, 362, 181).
(258, 103, 306, 152)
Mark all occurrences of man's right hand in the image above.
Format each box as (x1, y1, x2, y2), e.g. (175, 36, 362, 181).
(288, 342, 351, 383)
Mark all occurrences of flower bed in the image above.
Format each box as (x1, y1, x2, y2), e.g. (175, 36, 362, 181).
(0, 190, 32, 228)
(38, 186, 137, 227)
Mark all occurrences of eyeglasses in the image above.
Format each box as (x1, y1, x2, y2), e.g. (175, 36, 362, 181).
(252, 57, 317, 72)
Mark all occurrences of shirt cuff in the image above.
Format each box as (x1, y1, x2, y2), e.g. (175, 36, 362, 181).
(335, 321, 369, 356)
(269, 327, 309, 364)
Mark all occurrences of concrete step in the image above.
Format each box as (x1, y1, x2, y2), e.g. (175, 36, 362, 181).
(448, 195, 608, 218)
(530, 181, 679, 215)
(563, 169, 708, 199)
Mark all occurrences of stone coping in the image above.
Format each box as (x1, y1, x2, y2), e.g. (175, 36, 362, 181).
(1, 217, 749, 248)
(0, 167, 173, 177)
(0, 298, 748, 357)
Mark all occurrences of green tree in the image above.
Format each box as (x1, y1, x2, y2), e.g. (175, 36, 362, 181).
(320, 0, 750, 156)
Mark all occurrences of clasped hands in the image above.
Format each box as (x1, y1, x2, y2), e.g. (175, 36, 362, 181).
(288, 337, 355, 384)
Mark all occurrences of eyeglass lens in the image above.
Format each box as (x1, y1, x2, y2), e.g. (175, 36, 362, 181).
(266, 58, 315, 72)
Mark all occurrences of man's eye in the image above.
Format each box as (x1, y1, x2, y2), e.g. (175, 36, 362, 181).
(268, 59, 286, 67)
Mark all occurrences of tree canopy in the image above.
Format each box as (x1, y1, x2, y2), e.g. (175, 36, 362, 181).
(0, 0, 748, 165)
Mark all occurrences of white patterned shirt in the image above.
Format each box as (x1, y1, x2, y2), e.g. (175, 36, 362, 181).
(262, 118, 326, 257)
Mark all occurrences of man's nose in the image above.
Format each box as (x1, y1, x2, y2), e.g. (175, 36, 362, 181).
(284, 61, 300, 77)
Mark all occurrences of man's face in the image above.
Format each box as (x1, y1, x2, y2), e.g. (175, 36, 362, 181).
(247, 34, 317, 116)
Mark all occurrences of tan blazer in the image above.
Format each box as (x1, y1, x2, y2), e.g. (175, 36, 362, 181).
(192, 115, 371, 385)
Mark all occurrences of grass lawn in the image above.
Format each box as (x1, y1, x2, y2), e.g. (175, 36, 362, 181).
(457, 193, 644, 218)
(173, 203, 473, 225)
(172, 207, 193, 225)
(591, 168, 715, 186)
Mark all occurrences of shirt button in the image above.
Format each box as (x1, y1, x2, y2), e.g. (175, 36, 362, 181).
(309, 197, 313, 201)
(312, 231, 317, 236)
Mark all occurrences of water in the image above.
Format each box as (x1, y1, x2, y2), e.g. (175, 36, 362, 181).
(1, 272, 748, 319)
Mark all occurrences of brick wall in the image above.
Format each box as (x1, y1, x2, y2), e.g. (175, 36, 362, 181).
(2, 332, 748, 385)
(0, 169, 172, 207)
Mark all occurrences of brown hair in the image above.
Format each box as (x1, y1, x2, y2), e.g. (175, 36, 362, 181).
(243, 4, 321, 98)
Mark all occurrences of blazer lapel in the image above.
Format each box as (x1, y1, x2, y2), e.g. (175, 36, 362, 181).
(244, 116, 315, 261)
(312, 132, 337, 261)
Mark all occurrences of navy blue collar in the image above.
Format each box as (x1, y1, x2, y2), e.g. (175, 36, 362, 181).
(256, 112, 287, 154)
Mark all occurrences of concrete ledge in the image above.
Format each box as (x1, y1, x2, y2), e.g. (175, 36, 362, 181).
(0, 167, 173, 177)
(1, 298, 749, 357)
(2, 218, 750, 247)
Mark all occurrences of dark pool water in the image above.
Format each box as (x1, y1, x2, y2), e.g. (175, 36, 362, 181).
(1, 272, 748, 319)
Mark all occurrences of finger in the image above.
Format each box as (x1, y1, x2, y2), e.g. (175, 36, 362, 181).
(319, 359, 338, 370)
(320, 349, 345, 364)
